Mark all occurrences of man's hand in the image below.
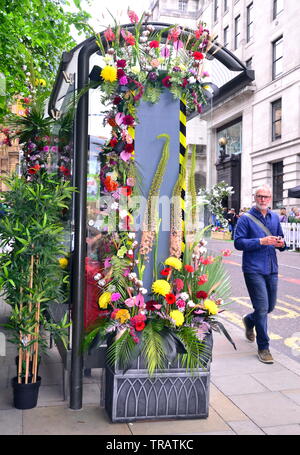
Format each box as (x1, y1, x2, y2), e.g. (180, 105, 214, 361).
(260, 236, 284, 247)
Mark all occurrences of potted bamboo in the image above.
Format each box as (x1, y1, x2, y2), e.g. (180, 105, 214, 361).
(0, 170, 74, 409)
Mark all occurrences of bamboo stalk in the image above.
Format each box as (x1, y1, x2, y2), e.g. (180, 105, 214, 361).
(25, 255, 34, 384)
(32, 302, 40, 382)
(18, 287, 23, 384)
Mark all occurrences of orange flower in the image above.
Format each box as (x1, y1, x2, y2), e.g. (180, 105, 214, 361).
(104, 176, 118, 192)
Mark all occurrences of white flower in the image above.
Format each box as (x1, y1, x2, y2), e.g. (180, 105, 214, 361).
(94, 273, 102, 281)
(107, 284, 116, 292)
(103, 54, 114, 64)
(140, 288, 148, 294)
(136, 280, 143, 287)
(111, 202, 119, 210)
(127, 249, 133, 255)
(131, 65, 140, 74)
(199, 246, 207, 255)
(88, 220, 95, 226)
(187, 300, 196, 307)
(128, 233, 136, 239)
(188, 76, 196, 84)
(98, 279, 106, 287)
(180, 292, 189, 301)
(119, 209, 128, 218)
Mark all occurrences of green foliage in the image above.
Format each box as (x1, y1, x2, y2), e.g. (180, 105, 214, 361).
(142, 85, 163, 104)
(0, 0, 91, 119)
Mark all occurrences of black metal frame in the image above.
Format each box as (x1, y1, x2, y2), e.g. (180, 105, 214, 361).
(48, 22, 255, 410)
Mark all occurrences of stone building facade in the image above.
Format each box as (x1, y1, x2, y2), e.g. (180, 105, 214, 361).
(149, 0, 300, 210)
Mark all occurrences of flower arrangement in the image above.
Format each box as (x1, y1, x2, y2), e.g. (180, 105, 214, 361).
(84, 232, 236, 374)
(198, 181, 234, 228)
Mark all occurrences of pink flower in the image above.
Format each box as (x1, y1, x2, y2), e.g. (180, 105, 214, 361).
(197, 274, 208, 286)
(125, 297, 136, 307)
(176, 299, 186, 309)
(173, 40, 184, 51)
(120, 150, 133, 162)
(174, 278, 184, 292)
(168, 26, 181, 42)
(160, 46, 170, 58)
(127, 177, 135, 187)
(200, 256, 214, 265)
(119, 75, 128, 85)
(128, 9, 139, 23)
(135, 293, 145, 308)
(117, 59, 127, 68)
(122, 115, 135, 126)
(104, 27, 115, 41)
(111, 292, 121, 302)
(150, 59, 160, 67)
(115, 112, 125, 126)
(195, 25, 204, 39)
(222, 249, 232, 257)
(104, 257, 111, 268)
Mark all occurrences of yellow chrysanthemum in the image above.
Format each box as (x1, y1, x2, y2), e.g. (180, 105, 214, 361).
(35, 78, 46, 87)
(152, 279, 171, 296)
(204, 299, 218, 315)
(98, 292, 112, 309)
(59, 257, 68, 269)
(164, 256, 182, 271)
(115, 309, 130, 324)
(101, 65, 117, 82)
(170, 310, 184, 327)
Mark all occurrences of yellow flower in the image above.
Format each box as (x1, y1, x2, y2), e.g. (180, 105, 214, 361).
(164, 257, 182, 271)
(35, 78, 46, 87)
(59, 257, 68, 269)
(152, 279, 171, 296)
(204, 299, 218, 315)
(101, 65, 117, 82)
(115, 309, 130, 324)
(98, 292, 111, 309)
(170, 310, 184, 327)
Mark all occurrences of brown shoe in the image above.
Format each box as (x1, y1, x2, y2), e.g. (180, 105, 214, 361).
(258, 349, 274, 364)
(242, 315, 255, 342)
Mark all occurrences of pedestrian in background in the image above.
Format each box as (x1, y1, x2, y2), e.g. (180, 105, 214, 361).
(279, 208, 287, 223)
(234, 184, 286, 364)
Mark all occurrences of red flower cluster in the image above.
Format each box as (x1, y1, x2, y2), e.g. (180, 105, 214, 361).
(162, 76, 172, 88)
(165, 293, 176, 305)
(28, 164, 41, 175)
(59, 165, 70, 177)
(160, 267, 171, 276)
(196, 291, 208, 299)
(149, 40, 160, 48)
(122, 115, 135, 126)
(131, 314, 146, 331)
(200, 256, 214, 265)
(120, 186, 133, 197)
(197, 274, 208, 286)
(192, 51, 204, 60)
(104, 176, 118, 192)
(184, 265, 194, 273)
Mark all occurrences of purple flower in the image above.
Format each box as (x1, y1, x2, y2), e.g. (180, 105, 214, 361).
(172, 66, 181, 72)
(173, 40, 184, 51)
(51, 146, 58, 153)
(148, 72, 158, 81)
(43, 146, 50, 152)
(119, 75, 128, 85)
(160, 46, 170, 58)
(28, 142, 36, 150)
(111, 292, 121, 302)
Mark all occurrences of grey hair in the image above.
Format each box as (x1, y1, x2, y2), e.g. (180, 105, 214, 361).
(254, 184, 272, 196)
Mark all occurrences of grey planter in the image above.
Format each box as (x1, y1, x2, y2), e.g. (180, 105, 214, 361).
(105, 332, 212, 423)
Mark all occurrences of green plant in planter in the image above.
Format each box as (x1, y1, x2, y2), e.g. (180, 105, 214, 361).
(0, 170, 75, 384)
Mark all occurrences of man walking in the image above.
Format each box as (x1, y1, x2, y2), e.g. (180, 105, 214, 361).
(234, 185, 286, 364)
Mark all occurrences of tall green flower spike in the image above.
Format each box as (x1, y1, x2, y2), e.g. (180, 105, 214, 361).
(187, 144, 197, 226)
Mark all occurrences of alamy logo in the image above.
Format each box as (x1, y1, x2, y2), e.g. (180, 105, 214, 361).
(0, 332, 6, 356)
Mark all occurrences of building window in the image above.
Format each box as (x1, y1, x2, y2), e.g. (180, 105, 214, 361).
(272, 99, 282, 141)
(245, 57, 252, 69)
(272, 36, 283, 79)
(178, 0, 188, 11)
(223, 26, 229, 47)
(224, 0, 229, 12)
(234, 15, 241, 49)
(272, 161, 284, 208)
(216, 118, 242, 159)
(273, 0, 284, 19)
(247, 3, 254, 42)
(214, 0, 219, 21)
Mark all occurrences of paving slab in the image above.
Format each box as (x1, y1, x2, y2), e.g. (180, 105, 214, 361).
(209, 384, 249, 421)
(22, 405, 132, 435)
(228, 420, 265, 435)
(0, 385, 13, 410)
(262, 424, 300, 435)
(251, 370, 300, 391)
(211, 352, 285, 377)
(282, 389, 300, 405)
(129, 407, 230, 435)
(0, 409, 22, 435)
(229, 391, 300, 427)
(38, 362, 64, 386)
(37, 385, 66, 407)
(212, 374, 268, 396)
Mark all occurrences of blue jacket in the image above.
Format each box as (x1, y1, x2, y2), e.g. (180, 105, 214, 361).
(234, 207, 285, 274)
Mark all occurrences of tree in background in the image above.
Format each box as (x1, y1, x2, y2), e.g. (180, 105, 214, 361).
(0, 0, 91, 120)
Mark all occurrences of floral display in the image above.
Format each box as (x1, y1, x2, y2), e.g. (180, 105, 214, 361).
(198, 181, 234, 227)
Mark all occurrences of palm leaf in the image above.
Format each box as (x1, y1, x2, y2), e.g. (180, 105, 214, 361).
(141, 320, 167, 375)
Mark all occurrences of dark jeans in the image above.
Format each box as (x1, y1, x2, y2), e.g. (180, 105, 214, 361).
(243, 272, 278, 350)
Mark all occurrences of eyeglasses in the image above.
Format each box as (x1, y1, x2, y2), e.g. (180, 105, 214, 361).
(256, 195, 271, 199)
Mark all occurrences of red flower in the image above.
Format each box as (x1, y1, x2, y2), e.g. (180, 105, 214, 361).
(117, 68, 125, 79)
(104, 27, 115, 41)
(197, 274, 208, 286)
(149, 40, 160, 48)
(109, 137, 118, 147)
(146, 300, 161, 311)
(222, 249, 232, 257)
(125, 35, 135, 46)
(162, 76, 172, 88)
(196, 291, 208, 299)
(117, 59, 127, 68)
(160, 267, 171, 276)
(165, 293, 176, 305)
(124, 143, 134, 153)
(28, 164, 41, 175)
(184, 265, 194, 273)
(192, 51, 204, 60)
(120, 186, 132, 197)
(59, 165, 70, 177)
(181, 78, 188, 87)
(200, 256, 214, 265)
(131, 314, 146, 331)
(112, 96, 122, 105)
(104, 176, 118, 192)
(174, 278, 184, 292)
(123, 115, 135, 126)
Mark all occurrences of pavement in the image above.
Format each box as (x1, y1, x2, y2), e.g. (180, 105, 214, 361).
(1, 298, 300, 436)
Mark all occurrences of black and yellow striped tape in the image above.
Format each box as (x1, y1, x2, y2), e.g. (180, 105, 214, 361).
(179, 98, 187, 253)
